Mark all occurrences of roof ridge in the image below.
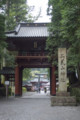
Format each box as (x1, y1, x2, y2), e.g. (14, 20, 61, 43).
(20, 22, 49, 27)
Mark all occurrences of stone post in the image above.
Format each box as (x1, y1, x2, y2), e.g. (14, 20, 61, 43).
(58, 48, 67, 92)
(51, 48, 76, 106)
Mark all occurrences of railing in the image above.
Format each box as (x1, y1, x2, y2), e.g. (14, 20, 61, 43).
(18, 52, 48, 56)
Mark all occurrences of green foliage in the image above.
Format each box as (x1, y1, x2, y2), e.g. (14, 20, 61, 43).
(0, 87, 6, 96)
(5, 0, 40, 31)
(70, 88, 80, 103)
(6, 0, 28, 30)
(23, 68, 31, 81)
(22, 87, 27, 93)
(71, 88, 80, 97)
(31, 69, 40, 78)
(0, 14, 7, 66)
(31, 68, 49, 79)
(0, 0, 6, 9)
(4, 51, 15, 67)
(23, 68, 49, 81)
(47, 0, 80, 79)
(0, 86, 12, 96)
(0, 15, 5, 40)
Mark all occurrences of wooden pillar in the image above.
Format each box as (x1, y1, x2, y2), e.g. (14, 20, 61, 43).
(15, 66, 22, 96)
(19, 68, 22, 96)
(50, 66, 56, 96)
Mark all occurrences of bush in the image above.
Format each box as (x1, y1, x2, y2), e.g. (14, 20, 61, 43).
(22, 87, 27, 93)
(0, 87, 6, 96)
(70, 88, 80, 103)
(0, 87, 11, 97)
(8, 87, 11, 96)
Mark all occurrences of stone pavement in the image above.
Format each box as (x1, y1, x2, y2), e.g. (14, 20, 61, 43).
(0, 91, 80, 120)
(22, 90, 50, 99)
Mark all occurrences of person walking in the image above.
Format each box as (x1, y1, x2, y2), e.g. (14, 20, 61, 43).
(44, 87, 47, 93)
(39, 87, 41, 93)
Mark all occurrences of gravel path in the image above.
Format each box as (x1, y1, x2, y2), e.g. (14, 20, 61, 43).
(0, 92, 80, 120)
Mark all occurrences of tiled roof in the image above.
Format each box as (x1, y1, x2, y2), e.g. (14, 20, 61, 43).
(0, 67, 15, 75)
(6, 23, 49, 38)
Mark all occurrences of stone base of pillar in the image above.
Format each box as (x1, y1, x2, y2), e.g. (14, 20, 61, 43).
(51, 94, 56, 96)
(56, 92, 70, 96)
(15, 94, 22, 97)
(51, 92, 77, 106)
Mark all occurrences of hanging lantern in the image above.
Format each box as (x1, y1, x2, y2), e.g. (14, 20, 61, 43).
(34, 41, 37, 48)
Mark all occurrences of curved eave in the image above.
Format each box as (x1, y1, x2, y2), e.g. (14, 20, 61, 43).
(6, 36, 48, 38)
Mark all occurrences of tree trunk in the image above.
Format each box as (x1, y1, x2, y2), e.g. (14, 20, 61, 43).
(77, 64, 80, 81)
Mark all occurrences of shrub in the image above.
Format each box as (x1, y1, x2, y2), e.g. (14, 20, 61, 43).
(22, 87, 27, 93)
(0, 87, 11, 97)
(70, 88, 80, 103)
(0, 87, 6, 96)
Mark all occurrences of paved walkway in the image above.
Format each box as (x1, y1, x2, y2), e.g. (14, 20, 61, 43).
(0, 91, 80, 120)
(22, 90, 50, 99)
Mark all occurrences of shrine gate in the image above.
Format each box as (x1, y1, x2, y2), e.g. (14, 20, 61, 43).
(6, 23, 56, 96)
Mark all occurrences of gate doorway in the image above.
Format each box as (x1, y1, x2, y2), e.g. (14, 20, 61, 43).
(22, 68, 50, 92)
(15, 66, 56, 96)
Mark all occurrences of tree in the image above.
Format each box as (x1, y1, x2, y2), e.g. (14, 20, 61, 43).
(5, 0, 40, 31)
(0, 1, 6, 85)
(22, 68, 50, 81)
(23, 68, 31, 81)
(46, 0, 80, 82)
(46, 0, 62, 66)
(0, 3, 6, 66)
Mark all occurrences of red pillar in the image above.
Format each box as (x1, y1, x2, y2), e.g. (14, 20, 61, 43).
(19, 68, 22, 96)
(15, 66, 22, 96)
(50, 66, 56, 96)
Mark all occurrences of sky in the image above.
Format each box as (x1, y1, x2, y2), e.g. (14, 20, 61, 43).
(27, 0, 51, 23)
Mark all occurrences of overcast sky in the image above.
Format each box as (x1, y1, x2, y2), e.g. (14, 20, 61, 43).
(27, 0, 51, 23)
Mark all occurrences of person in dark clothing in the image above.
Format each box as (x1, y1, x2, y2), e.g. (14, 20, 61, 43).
(39, 87, 41, 93)
(44, 87, 47, 93)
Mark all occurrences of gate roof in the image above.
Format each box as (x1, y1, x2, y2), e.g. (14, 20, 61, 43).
(0, 67, 14, 75)
(6, 23, 49, 38)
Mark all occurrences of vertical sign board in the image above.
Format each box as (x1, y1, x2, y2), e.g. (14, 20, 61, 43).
(58, 48, 67, 92)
